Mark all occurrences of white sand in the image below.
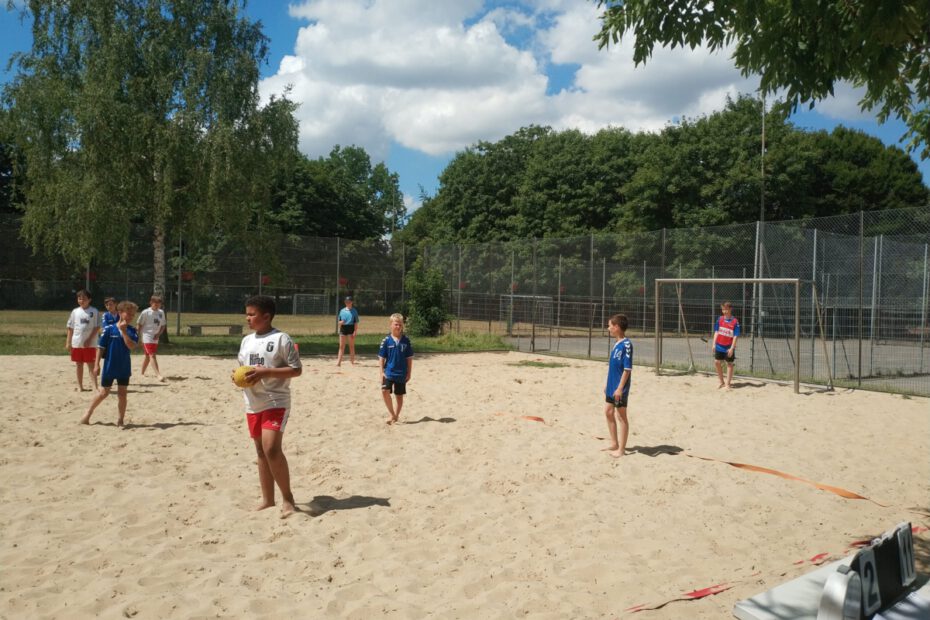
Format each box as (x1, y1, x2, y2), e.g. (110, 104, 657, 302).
(1, 352, 927, 618)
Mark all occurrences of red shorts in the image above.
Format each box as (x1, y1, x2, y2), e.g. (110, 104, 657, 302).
(247, 408, 289, 438)
(70, 347, 97, 363)
(143, 343, 159, 355)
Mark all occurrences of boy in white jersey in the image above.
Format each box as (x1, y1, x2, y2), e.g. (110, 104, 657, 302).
(234, 295, 302, 518)
(66, 289, 101, 392)
(137, 295, 167, 381)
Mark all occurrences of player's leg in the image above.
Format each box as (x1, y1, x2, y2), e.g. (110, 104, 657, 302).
(382, 386, 396, 423)
(393, 393, 404, 423)
(86, 361, 98, 390)
(81, 386, 111, 424)
(261, 428, 295, 517)
(602, 401, 619, 451)
(140, 353, 150, 375)
(726, 360, 735, 388)
(150, 353, 164, 381)
(714, 358, 725, 388)
(75, 360, 85, 391)
(348, 332, 356, 364)
(336, 334, 346, 365)
(116, 383, 128, 427)
(610, 406, 629, 458)
(252, 436, 276, 511)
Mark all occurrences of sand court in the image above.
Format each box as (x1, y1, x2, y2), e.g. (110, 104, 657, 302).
(1, 351, 927, 618)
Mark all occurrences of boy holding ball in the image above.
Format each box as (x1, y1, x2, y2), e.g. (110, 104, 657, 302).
(234, 295, 302, 518)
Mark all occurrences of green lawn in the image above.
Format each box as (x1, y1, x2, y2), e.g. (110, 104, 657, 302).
(0, 310, 509, 356)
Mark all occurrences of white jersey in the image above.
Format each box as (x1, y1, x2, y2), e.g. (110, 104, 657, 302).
(137, 307, 166, 344)
(237, 329, 301, 413)
(67, 306, 100, 348)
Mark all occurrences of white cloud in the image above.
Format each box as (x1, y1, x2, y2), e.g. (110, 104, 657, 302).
(259, 1, 762, 160)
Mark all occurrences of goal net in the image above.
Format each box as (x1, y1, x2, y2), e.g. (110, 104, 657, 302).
(293, 293, 331, 315)
(654, 278, 831, 394)
(499, 294, 554, 326)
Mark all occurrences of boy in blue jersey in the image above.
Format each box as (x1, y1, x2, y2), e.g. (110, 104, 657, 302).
(102, 297, 119, 328)
(602, 313, 633, 458)
(336, 296, 360, 366)
(378, 313, 414, 425)
(82, 301, 139, 427)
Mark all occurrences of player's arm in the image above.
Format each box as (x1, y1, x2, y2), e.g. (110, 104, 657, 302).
(614, 369, 630, 398)
(86, 326, 100, 347)
(66, 327, 74, 349)
(118, 321, 137, 350)
(251, 365, 301, 380)
(406, 357, 413, 383)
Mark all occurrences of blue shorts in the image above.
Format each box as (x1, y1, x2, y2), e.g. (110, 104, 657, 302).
(382, 378, 406, 395)
(605, 393, 629, 408)
(101, 376, 130, 388)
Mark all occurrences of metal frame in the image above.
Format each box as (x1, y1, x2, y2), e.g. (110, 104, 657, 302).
(655, 278, 801, 394)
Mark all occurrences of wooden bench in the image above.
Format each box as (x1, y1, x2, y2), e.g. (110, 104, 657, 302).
(187, 324, 243, 336)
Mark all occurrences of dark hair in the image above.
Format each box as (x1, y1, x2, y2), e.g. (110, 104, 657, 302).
(245, 295, 276, 319)
(609, 313, 629, 331)
(76, 289, 91, 299)
(721, 300, 732, 309)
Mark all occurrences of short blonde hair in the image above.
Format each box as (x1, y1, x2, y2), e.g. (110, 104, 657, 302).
(390, 313, 405, 328)
(117, 301, 138, 314)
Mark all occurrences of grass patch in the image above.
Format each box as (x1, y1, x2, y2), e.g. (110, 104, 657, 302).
(0, 310, 511, 356)
(508, 360, 570, 369)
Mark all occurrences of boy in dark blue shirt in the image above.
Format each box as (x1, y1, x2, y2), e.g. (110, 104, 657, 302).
(82, 301, 139, 427)
(603, 313, 633, 458)
(378, 313, 414, 425)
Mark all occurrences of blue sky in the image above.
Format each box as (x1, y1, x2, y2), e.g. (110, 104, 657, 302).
(2, 1, 927, 214)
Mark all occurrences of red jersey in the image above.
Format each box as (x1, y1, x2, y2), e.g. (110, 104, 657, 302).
(714, 315, 740, 349)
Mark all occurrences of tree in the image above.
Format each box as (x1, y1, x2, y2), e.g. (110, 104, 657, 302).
(593, 0, 930, 158)
(3, 0, 299, 295)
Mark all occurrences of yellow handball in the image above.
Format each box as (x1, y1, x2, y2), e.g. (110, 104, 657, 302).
(233, 365, 255, 388)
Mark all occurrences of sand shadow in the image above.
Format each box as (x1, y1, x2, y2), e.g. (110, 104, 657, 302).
(305, 495, 391, 517)
(627, 444, 683, 457)
(403, 416, 456, 424)
(728, 381, 766, 389)
(121, 421, 209, 430)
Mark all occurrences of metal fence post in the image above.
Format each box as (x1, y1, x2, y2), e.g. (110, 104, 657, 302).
(920, 244, 928, 373)
(858, 211, 864, 386)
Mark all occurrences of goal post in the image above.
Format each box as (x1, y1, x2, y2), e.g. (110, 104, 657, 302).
(655, 278, 802, 393)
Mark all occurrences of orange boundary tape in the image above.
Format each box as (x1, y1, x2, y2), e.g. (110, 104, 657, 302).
(683, 452, 889, 506)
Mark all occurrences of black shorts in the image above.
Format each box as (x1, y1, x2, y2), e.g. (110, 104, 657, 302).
(340, 324, 356, 336)
(382, 378, 406, 395)
(605, 393, 628, 408)
(714, 349, 736, 362)
(101, 376, 130, 388)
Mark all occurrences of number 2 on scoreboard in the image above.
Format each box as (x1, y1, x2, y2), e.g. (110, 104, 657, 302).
(858, 547, 881, 615)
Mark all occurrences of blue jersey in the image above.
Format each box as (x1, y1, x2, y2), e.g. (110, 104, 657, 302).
(379, 334, 413, 381)
(605, 337, 633, 398)
(97, 324, 138, 379)
(102, 311, 119, 328)
(338, 307, 359, 325)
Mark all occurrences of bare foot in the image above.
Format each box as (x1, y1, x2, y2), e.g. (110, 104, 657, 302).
(280, 501, 296, 519)
(609, 449, 625, 458)
(157, 376, 166, 383)
(255, 502, 275, 512)
(117, 417, 125, 428)
(80, 413, 91, 425)
(600, 445, 620, 452)
(717, 383, 725, 389)
(75, 386, 85, 392)
(385, 417, 395, 425)
(391, 413, 399, 424)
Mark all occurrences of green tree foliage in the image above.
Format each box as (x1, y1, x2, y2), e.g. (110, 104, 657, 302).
(593, 0, 930, 158)
(404, 260, 448, 337)
(271, 146, 404, 240)
(2, 0, 299, 295)
(403, 95, 928, 250)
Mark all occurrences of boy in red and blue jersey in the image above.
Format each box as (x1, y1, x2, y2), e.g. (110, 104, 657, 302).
(712, 301, 740, 389)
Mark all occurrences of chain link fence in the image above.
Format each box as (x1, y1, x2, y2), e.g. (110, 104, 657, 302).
(1, 207, 928, 395)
